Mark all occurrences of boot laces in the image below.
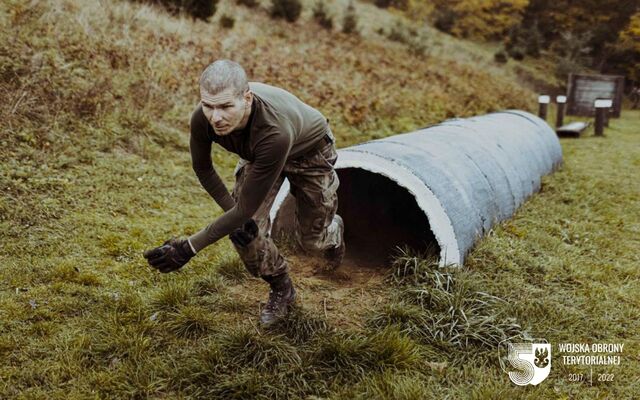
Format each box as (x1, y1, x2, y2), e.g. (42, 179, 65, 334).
(266, 288, 286, 311)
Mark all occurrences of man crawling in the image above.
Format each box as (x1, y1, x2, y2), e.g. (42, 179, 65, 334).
(143, 59, 345, 326)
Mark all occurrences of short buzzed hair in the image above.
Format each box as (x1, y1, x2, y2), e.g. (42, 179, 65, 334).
(199, 59, 249, 97)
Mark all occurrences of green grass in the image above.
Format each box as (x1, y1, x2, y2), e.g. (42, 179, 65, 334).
(1, 0, 639, 397)
(3, 110, 637, 398)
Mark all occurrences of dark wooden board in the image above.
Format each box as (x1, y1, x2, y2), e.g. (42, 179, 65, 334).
(566, 73, 624, 117)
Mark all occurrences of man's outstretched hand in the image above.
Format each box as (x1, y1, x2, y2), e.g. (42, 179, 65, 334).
(143, 238, 195, 273)
(229, 219, 259, 248)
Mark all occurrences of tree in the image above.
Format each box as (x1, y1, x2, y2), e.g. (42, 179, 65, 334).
(607, 12, 640, 81)
(517, 0, 639, 64)
(430, 0, 528, 40)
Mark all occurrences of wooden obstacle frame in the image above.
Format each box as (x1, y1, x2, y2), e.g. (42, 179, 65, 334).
(566, 73, 624, 118)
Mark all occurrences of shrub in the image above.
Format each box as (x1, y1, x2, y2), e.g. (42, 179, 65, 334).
(430, 0, 527, 40)
(552, 31, 594, 64)
(555, 57, 583, 81)
(270, 0, 302, 23)
(184, 0, 217, 20)
(507, 45, 525, 61)
(342, 1, 358, 35)
(387, 21, 408, 43)
(373, 0, 408, 9)
(141, 0, 218, 21)
(219, 14, 235, 29)
(494, 50, 508, 64)
(408, 40, 429, 57)
(236, 0, 258, 7)
(313, 1, 333, 30)
(385, 21, 430, 57)
(505, 23, 543, 59)
(433, 8, 456, 34)
(526, 23, 543, 58)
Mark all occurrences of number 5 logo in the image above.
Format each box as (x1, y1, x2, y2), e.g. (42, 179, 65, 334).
(500, 341, 551, 386)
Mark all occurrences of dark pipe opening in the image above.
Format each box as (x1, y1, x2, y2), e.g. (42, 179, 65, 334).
(272, 168, 440, 267)
(336, 168, 439, 267)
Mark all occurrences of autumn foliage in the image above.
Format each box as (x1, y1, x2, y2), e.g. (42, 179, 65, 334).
(430, 0, 528, 40)
(401, 0, 639, 82)
(610, 11, 640, 81)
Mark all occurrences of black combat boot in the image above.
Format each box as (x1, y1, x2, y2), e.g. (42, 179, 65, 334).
(260, 273, 296, 326)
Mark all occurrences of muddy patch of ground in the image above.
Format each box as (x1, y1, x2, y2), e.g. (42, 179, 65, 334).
(227, 252, 392, 330)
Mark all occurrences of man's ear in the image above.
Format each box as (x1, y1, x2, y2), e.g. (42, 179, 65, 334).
(244, 90, 253, 108)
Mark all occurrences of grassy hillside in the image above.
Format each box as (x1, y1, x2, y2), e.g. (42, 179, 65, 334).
(2, 0, 638, 398)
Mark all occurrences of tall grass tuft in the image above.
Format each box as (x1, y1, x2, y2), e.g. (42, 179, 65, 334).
(379, 247, 525, 353)
(171, 339, 323, 398)
(216, 327, 303, 370)
(265, 304, 331, 344)
(337, 370, 435, 400)
(91, 310, 156, 364)
(215, 251, 249, 283)
(312, 328, 423, 379)
(164, 304, 215, 338)
(388, 245, 441, 285)
(192, 273, 226, 296)
(367, 301, 429, 336)
(149, 279, 193, 311)
(206, 369, 267, 398)
(170, 339, 226, 389)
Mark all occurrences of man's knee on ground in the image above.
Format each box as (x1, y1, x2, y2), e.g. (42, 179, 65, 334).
(296, 231, 328, 255)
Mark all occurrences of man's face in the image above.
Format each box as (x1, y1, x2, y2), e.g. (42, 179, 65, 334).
(200, 87, 249, 136)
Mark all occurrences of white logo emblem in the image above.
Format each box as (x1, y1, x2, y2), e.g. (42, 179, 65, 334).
(501, 341, 551, 385)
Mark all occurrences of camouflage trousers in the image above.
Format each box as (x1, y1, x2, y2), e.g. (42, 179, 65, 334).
(231, 134, 343, 278)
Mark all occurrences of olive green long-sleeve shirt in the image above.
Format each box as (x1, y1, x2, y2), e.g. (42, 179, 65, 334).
(188, 82, 332, 252)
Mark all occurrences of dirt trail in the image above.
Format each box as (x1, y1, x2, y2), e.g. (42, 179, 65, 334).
(228, 252, 393, 330)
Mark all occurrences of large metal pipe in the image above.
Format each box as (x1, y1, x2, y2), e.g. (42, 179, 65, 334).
(270, 110, 562, 267)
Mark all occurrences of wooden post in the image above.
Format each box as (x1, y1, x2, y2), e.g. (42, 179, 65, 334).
(556, 95, 566, 128)
(538, 95, 550, 121)
(594, 99, 612, 137)
(595, 107, 605, 136)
